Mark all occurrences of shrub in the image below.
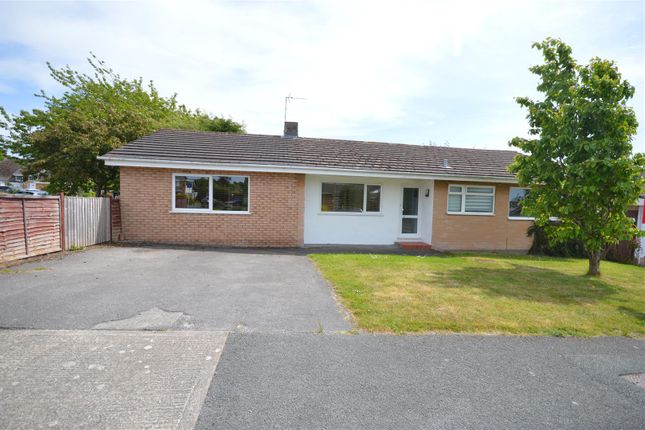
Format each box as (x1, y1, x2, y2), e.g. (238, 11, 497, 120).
(527, 224, 586, 258)
(528, 224, 639, 264)
(605, 238, 639, 264)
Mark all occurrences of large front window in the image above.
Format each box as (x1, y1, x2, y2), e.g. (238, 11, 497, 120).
(447, 184, 495, 215)
(321, 183, 381, 213)
(173, 174, 249, 213)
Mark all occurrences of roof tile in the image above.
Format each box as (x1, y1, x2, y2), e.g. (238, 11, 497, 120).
(101, 129, 518, 179)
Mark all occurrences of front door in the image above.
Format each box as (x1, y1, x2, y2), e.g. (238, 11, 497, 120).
(401, 187, 419, 235)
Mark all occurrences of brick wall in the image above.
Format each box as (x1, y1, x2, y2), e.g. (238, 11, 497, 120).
(432, 180, 533, 251)
(110, 197, 122, 242)
(119, 167, 305, 247)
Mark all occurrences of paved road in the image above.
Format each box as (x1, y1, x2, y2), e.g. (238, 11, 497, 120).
(0, 246, 350, 333)
(197, 333, 645, 430)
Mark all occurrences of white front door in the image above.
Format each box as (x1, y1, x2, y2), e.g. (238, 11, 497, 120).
(401, 187, 420, 236)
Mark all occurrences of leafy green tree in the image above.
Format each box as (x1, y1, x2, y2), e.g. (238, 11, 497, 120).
(0, 54, 244, 196)
(510, 38, 644, 276)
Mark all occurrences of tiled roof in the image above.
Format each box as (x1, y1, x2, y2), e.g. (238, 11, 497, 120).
(0, 158, 21, 179)
(101, 129, 519, 180)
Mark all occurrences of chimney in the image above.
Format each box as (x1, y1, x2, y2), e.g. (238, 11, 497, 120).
(283, 121, 298, 138)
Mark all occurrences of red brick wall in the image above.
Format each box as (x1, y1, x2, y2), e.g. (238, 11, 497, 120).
(432, 181, 533, 251)
(110, 197, 122, 242)
(119, 167, 305, 247)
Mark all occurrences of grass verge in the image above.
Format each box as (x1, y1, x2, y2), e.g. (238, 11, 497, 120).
(309, 253, 645, 337)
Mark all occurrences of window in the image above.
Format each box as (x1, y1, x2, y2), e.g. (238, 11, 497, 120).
(447, 184, 495, 214)
(366, 185, 381, 212)
(321, 183, 381, 213)
(174, 176, 210, 209)
(212, 176, 248, 211)
(508, 187, 531, 218)
(173, 174, 249, 213)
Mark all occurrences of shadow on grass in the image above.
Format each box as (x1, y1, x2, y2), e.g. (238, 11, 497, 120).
(435, 263, 620, 304)
(618, 306, 645, 323)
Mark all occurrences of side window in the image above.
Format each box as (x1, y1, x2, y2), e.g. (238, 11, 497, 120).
(508, 187, 530, 218)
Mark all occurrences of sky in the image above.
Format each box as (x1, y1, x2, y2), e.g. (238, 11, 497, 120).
(0, 0, 644, 153)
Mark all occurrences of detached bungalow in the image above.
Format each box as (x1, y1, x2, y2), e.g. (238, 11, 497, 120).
(99, 122, 533, 250)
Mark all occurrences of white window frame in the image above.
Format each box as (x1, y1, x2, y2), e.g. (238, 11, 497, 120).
(319, 182, 383, 215)
(508, 187, 534, 220)
(447, 184, 496, 216)
(171, 173, 251, 214)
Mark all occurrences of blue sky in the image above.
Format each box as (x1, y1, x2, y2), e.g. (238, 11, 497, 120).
(0, 0, 643, 152)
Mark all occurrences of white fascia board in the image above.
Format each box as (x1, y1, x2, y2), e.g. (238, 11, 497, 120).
(99, 156, 519, 184)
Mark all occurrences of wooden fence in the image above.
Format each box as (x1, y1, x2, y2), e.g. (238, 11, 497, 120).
(0, 195, 63, 263)
(0, 195, 120, 263)
(64, 196, 111, 250)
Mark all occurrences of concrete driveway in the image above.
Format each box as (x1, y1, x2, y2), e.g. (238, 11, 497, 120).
(0, 246, 350, 332)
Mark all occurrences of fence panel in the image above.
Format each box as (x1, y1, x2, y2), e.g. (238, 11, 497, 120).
(0, 196, 62, 263)
(64, 197, 111, 249)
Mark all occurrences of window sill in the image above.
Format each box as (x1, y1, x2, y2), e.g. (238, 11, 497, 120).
(170, 209, 251, 215)
(446, 212, 495, 217)
(318, 212, 384, 217)
(508, 216, 534, 221)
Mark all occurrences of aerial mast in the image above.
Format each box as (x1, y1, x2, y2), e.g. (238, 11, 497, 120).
(284, 93, 306, 122)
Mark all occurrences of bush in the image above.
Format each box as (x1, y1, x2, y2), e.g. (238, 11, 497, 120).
(527, 224, 586, 258)
(605, 239, 639, 264)
(528, 224, 639, 264)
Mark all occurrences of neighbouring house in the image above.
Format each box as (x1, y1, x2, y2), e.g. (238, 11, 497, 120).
(98, 122, 535, 250)
(0, 158, 50, 191)
(0, 158, 23, 187)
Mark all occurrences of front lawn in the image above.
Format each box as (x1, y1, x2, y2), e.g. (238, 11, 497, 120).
(310, 253, 645, 336)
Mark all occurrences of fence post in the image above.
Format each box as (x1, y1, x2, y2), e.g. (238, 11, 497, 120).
(59, 192, 65, 251)
(21, 198, 29, 256)
(109, 196, 113, 243)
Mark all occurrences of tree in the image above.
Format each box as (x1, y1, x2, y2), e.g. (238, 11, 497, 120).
(0, 107, 8, 161)
(509, 38, 645, 276)
(0, 54, 244, 196)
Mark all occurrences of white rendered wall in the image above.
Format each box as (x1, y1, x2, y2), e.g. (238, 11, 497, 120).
(303, 175, 434, 245)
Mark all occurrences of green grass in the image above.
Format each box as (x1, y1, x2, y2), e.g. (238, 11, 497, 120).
(310, 253, 645, 337)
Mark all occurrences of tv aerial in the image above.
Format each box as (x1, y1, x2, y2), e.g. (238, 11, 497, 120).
(284, 93, 306, 121)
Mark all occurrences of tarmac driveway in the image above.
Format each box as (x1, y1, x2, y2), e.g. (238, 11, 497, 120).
(0, 246, 350, 333)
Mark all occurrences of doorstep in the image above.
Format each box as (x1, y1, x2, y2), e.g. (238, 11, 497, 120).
(395, 241, 433, 251)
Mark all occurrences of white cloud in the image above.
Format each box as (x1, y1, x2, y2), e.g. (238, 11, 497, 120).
(0, 0, 642, 152)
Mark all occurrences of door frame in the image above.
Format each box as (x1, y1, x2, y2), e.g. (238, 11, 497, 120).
(399, 186, 421, 238)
